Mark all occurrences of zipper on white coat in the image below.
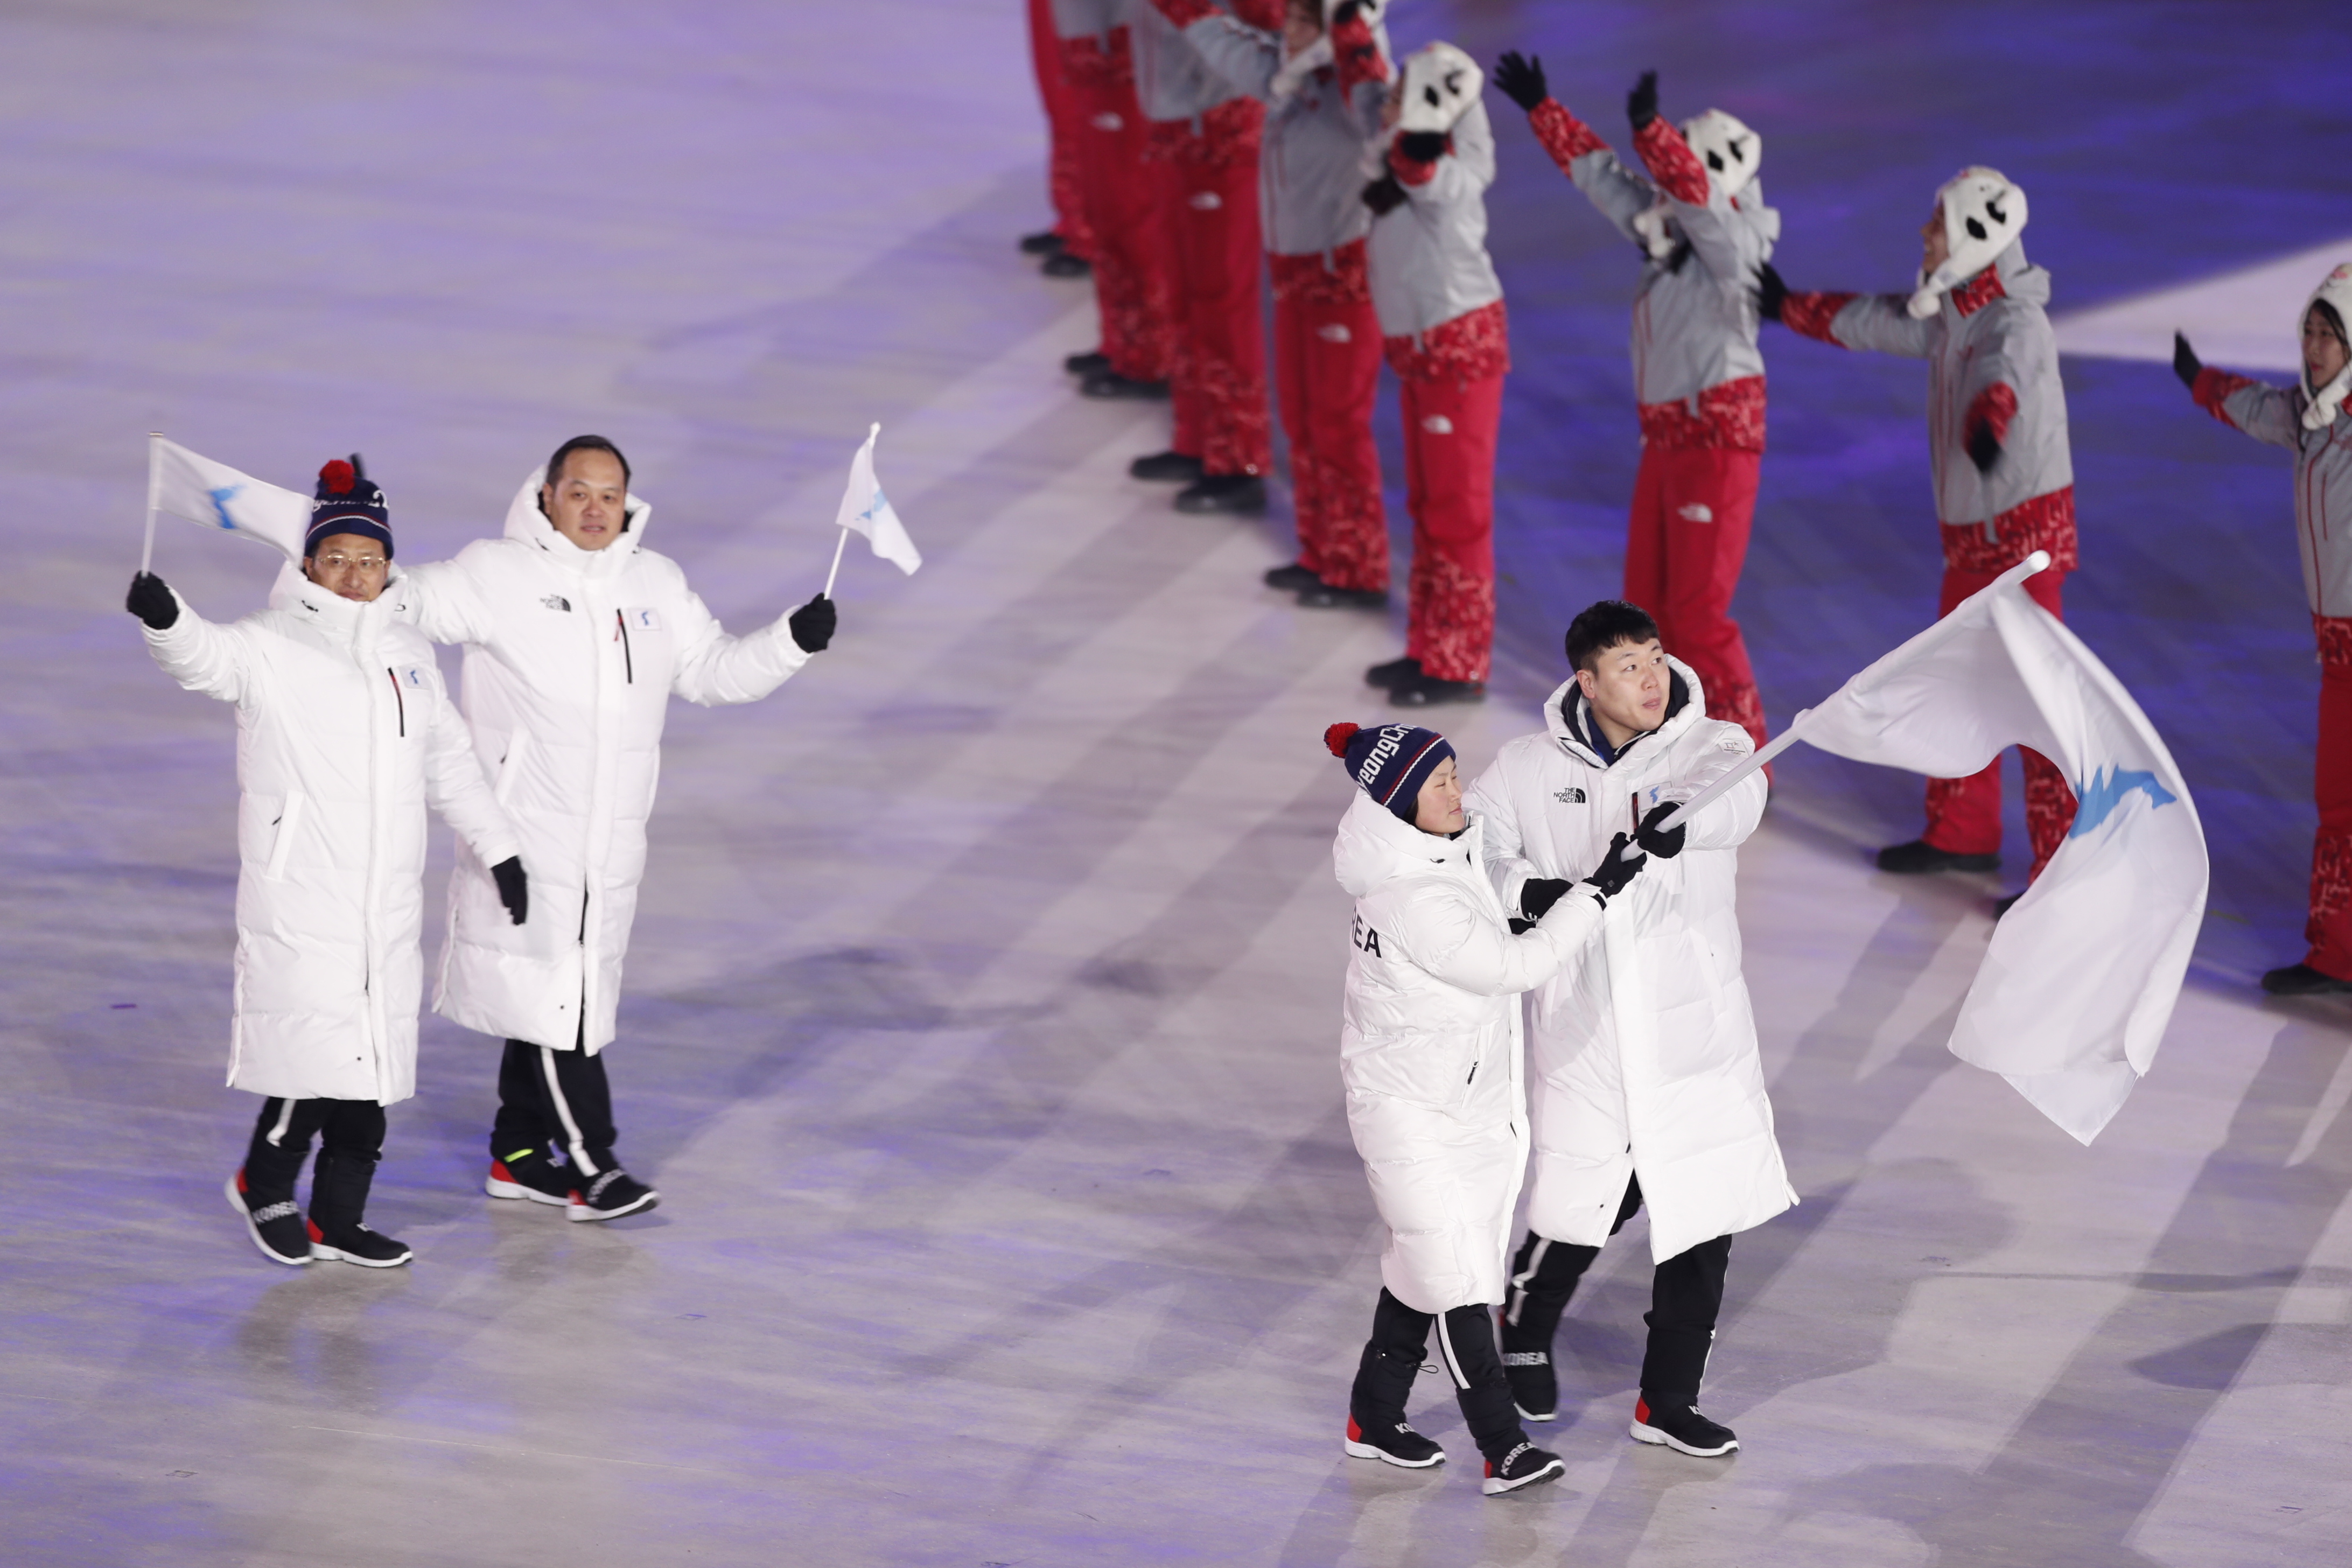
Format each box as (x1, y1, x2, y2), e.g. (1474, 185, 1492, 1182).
(383, 668, 405, 736)
(264, 793, 307, 880)
(614, 610, 634, 684)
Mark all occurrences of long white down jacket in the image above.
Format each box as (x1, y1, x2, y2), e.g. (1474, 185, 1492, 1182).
(1334, 789, 1612, 1315)
(403, 473, 811, 1055)
(1464, 661, 1794, 1264)
(145, 565, 519, 1104)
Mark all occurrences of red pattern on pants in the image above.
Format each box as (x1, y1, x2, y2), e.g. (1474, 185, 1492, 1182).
(1387, 303, 1510, 684)
(1150, 106, 1270, 475)
(1920, 559, 2078, 880)
(2306, 615, 2352, 978)
(1062, 29, 1173, 382)
(1272, 243, 1385, 591)
(1623, 445, 1766, 746)
(1027, 0, 1095, 260)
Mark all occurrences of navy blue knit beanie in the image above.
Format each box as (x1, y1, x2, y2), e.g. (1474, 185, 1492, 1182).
(1325, 721, 1455, 823)
(306, 455, 393, 560)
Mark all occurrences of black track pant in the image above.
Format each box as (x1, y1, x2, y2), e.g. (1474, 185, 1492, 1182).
(241, 1097, 387, 1231)
(1349, 1288, 1528, 1464)
(490, 1035, 617, 1177)
(1502, 1175, 1733, 1406)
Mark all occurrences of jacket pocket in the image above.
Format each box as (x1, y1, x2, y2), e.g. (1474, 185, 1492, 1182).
(494, 729, 529, 807)
(264, 792, 306, 881)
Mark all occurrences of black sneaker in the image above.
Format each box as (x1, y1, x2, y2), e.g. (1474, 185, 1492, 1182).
(2262, 962, 2352, 996)
(1481, 1441, 1565, 1495)
(1019, 229, 1065, 256)
(1264, 562, 1322, 593)
(1629, 1396, 1738, 1457)
(486, 1150, 571, 1208)
(1129, 450, 1205, 483)
(225, 1170, 310, 1267)
(568, 1169, 659, 1223)
(1876, 839, 1998, 875)
(307, 1219, 413, 1269)
(1040, 251, 1091, 278)
(1298, 583, 1388, 610)
(1365, 655, 1422, 690)
(1173, 474, 1267, 515)
(1392, 671, 1485, 707)
(1062, 349, 1110, 377)
(1343, 1413, 1444, 1469)
(1080, 371, 1169, 401)
(1498, 1336, 1557, 1423)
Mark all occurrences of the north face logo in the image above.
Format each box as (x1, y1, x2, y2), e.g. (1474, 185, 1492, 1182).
(1554, 787, 1586, 804)
(541, 594, 571, 612)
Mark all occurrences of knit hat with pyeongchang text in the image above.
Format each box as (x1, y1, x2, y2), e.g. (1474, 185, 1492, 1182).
(2299, 263, 2352, 431)
(306, 455, 393, 560)
(1326, 722, 1455, 824)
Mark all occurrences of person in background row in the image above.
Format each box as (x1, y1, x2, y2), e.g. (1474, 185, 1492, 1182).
(1760, 167, 2079, 909)
(1357, 33, 1509, 708)
(1326, 717, 1647, 1495)
(1053, 0, 1177, 398)
(127, 457, 525, 1269)
(402, 436, 835, 1223)
(2175, 265, 2352, 995)
(1491, 55, 1777, 749)
(1023, 0, 1097, 277)
(1168, 0, 1395, 604)
(1465, 600, 1788, 1459)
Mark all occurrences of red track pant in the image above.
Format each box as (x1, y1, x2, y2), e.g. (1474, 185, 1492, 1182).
(1623, 445, 1765, 746)
(1066, 30, 1171, 383)
(1158, 152, 1270, 477)
(1399, 374, 1504, 683)
(1027, 0, 1094, 260)
(1272, 245, 1385, 591)
(1920, 564, 2078, 879)
(2306, 617, 2352, 977)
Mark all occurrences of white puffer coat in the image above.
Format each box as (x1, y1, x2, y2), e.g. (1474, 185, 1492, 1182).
(1462, 661, 1793, 1264)
(1334, 789, 1612, 1314)
(403, 472, 811, 1055)
(144, 565, 518, 1105)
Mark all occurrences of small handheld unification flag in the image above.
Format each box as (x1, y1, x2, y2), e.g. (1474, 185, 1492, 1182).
(829, 423, 920, 578)
(148, 436, 310, 565)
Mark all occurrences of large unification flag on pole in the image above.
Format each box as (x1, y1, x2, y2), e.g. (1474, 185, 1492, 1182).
(1794, 554, 2208, 1144)
(831, 423, 920, 575)
(151, 437, 310, 563)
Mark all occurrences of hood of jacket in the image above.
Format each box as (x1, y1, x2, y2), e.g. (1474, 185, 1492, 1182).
(1333, 787, 1478, 899)
(266, 558, 415, 648)
(1543, 655, 1706, 770)
(502, 465, 654, 569)
(1947, 240, 2050, 316)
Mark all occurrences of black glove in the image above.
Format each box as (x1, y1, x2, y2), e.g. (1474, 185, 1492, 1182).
(1581, 832, 1647, 903)
(1493, 50, 1548, 114)
(1965, 421, 2002, 475)
(788, 592, 836, 653)
(125, 571, 178, 631)
(1397, 130, 1447, 163)
(1627, 69, 1659, 131)
(1361, 173, 1408, 216)
(1520, 877, 1572, 921)
(1636, 801, 1687, 859)
(491, 856, 528, 926)
(2173, 331, 2202, 390)
(1754, 261, 1788, 324)
(1331, 0, 1362, 24)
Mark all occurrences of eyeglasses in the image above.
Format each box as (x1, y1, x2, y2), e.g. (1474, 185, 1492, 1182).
(313, 553, 388, 572)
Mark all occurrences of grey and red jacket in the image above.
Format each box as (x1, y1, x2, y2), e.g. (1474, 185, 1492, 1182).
(1782, 242, 2076, 571)
(1124, 0, 1271, 167)
(2192, 370, 2352, 619)
(1527, 100, 1777, 451)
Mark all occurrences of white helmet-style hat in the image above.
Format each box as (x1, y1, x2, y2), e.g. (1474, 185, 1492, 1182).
(1396, 41, 1483, 136)
(2300, 263, 2352, 431)
(1681, 109, 1761, 200)
(1908, 166, 2028, 320)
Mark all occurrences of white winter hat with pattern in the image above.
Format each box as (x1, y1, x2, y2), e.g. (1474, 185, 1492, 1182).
(1682, 109, 1761, 200)
(2300, 263, 2352, 431)
(1908, 166, 2027, 320)
(1396, 41, 1481, 135)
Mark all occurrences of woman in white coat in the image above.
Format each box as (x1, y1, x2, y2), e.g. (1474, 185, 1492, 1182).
(1326, 717, 1644, 1496)
(127, 458, 524, 1268)
(1463, 599, 1791, 1458)
(402, 436, 834, 1221)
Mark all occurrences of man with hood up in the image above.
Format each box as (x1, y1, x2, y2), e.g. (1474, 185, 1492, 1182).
(1326, 715, 1647, 1494)
(1489, 55, 1777, 750)
(127, 458, 526, 1268)
(1759, 169, 2080, 906)
(2175, 264, 2352, 995)
(401, 436, 836, 1221)
(1464, 599, 1790, 1459)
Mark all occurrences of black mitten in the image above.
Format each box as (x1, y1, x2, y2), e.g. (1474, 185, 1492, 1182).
(1581, 832, 1647, 903)
(1965, 422, 2002, 474)
(1754, 261, 1788, 324)
(491, 857, 529, 926)
(1636, 801, 1687, 859)
(1397, 130, 1447, 163)
(1493, 51, 1548, 114)
(126, 571, 178, 630)
(1361, 174, 1408, 215)
(788, 593, 836, 653)
(1627, 69, 1659, 131)
(1520, 877, 1572, 920)
(2173, 331, 2203, 390)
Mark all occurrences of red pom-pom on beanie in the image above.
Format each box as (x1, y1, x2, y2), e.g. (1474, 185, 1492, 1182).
(1324, 722, 1361, 758)
(319, 459, 356, 496)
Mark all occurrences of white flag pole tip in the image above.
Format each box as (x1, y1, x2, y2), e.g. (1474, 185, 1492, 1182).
(139, 432, 164, 576)
(822, 526, 851, 599)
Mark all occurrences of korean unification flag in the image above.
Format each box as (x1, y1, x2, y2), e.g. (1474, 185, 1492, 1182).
(1796, 561, 2208, 1144)
(152, 436, 310, 564)
(831, 423, 921, 575)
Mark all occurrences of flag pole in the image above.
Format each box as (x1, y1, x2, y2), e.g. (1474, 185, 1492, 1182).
(822, 526, 851, 598)
(1615, 549, 2054, 860)
(139, 432, 163, 575)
